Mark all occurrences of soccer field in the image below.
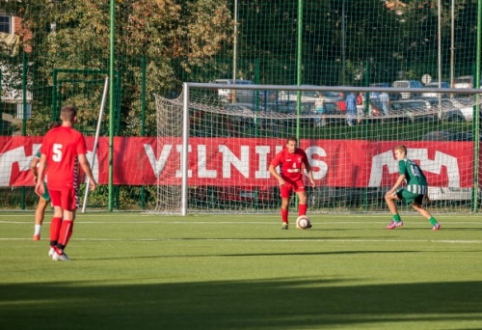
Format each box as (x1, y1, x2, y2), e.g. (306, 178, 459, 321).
(0, 213, 481, 330)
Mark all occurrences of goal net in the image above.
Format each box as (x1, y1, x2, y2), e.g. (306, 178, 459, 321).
(154, 84, 482, 214)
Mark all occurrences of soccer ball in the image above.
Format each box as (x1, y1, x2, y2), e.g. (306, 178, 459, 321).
(296, 215, 312, 230)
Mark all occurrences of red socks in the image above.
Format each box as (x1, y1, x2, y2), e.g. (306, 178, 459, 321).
(281, 204, 308, 224)
(281, 209, 288, 223)
(50, 217, 62, 246)
(58, 220, 73, 248)
(50, 217, 74, 256)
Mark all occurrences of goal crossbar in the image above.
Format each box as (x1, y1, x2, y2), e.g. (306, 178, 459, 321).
(184, 82, 482, 95)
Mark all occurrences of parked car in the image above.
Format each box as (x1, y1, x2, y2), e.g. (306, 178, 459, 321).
(319, 101, 347, 126)
(321, 91, 345, 103)
(213, 79, 256, 103)
(370, 99, 435, 123)
(266, 100, 314, 114)
(369, 83, 399, 101)
(392, 80, 424, 99)
(394, 99, 436, 122)
(278, 87, 317, 103)
(452, 75, 482, 98)
(223, 102, 266, 129)
(224, 102, 264, 113)
(258, 90, 278, 103)
(261, 101, 316, 130)
(453, 75, 476, 89)
(451, 98, 481, 122)
(426, 98, 474, 122)
(278, 86, 344, 103)
(422, 82, 450, 98)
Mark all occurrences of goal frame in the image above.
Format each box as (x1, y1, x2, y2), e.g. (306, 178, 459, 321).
(179, 83, 482, 215)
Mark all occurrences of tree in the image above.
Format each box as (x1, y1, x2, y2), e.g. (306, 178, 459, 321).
(1, 0, 233, 135)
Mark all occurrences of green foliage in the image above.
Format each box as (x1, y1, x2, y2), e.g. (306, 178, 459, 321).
(2, 0, 233, 135)
(76, 184, 157, 210)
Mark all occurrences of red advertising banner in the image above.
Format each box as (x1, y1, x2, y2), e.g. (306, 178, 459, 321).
(0, 136, 474, 188)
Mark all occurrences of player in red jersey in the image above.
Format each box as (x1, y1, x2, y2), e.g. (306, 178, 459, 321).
(269, 136, 315, 229)
(35, 105, 96, 261)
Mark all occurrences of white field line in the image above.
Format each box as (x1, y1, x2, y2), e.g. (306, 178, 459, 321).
(59, 238, 482, 244)
(0, 237, 481, 244)
(1, 213, 481, 218)
(1, 220, 482, 225)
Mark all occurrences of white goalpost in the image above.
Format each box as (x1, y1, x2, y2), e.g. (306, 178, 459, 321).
(154, 83, 482, 215)
(81, 76, 109, 213)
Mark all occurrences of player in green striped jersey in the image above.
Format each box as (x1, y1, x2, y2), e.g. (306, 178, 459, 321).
(30, 122, 61, 240)
(385, 145, 441, 231)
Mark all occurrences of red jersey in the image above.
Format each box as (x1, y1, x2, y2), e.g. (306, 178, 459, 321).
(40, 126, 87, 191)
(270, 147, 309, 181)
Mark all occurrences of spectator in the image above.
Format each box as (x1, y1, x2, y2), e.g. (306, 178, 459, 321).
(379, 91, 390, 117)
(345, 92, 357, 126)
(356, 92, 365, 124)
(314, 93, 326, 127)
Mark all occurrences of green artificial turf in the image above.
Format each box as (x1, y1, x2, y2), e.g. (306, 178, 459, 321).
(0, 213, 481, 329)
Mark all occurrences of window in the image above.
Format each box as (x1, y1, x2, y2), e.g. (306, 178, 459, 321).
(0, 14, 12, 34)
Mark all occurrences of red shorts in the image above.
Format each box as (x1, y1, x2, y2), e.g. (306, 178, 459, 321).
(280, 179, 306, 198)
(49, 188, 79, 211)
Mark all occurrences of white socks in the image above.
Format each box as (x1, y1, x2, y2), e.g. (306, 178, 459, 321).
(34, 224, 42, 236)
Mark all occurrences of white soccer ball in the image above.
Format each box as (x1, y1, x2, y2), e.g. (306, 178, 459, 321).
(296, 215, 311, 230)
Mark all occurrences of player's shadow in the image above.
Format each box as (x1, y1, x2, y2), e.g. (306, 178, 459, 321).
(0, 278, 481, 329)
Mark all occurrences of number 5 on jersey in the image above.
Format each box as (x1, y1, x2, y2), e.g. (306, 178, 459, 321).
(53, 143, 62, 162)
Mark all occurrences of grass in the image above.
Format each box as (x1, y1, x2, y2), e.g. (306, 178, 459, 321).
(0, 213, 481, 330)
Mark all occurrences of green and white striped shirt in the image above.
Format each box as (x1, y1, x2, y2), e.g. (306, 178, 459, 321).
(398, 158, 427, 194)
